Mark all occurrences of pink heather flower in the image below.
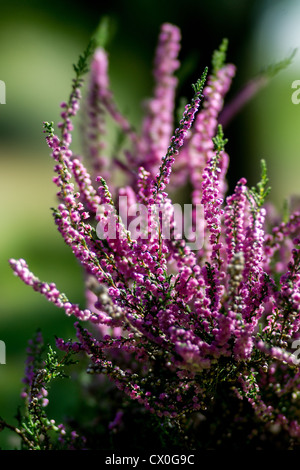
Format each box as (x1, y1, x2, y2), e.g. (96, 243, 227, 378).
(9, 23, 300, 448)
(89, 46, 138, 149)
(90, 48, 110, 92)
(137, 23, 181, 176)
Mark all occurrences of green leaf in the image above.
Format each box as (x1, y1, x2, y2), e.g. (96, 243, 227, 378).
(191, 66, 208, 95)
(72, 39, 96, 77)
(247, 159, 271, 213)
(92, 16, 114, 49)
(260, 48, 297, 79)
(43, 121, 55, 137)
(212, 38, 229, 76)
(212, 124, 228, 154)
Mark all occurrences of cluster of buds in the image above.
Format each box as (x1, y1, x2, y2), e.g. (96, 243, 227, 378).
(9, 23, 300, 446)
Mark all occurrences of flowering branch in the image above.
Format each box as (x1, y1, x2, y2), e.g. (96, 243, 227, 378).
(7, 22, 300, 450)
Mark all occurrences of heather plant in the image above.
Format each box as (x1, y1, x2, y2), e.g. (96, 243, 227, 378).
(3, 22, 300, 450)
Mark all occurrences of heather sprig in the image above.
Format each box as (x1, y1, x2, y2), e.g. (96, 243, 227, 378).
(152, 66, 208, 200)
(211, 38, 229, 76)
(137, 23, 182, 178)
(220, 49, 297, 129)
(212, 123, 228, 154)
(247, 158, 271, 214)
(7, 22, 300, 450)
(0, 331, 83, 450)
(259, 48, 297, 80)
(73, 38, 96, 79)
(191, 68, 209, 94)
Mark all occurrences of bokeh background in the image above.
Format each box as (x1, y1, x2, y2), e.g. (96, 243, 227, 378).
(1, 0, 300, 449)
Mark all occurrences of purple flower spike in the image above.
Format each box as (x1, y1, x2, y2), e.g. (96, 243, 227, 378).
(9, 24, 300, 448)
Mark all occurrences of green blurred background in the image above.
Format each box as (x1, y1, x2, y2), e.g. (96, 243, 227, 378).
(1, 0, 300, 449)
